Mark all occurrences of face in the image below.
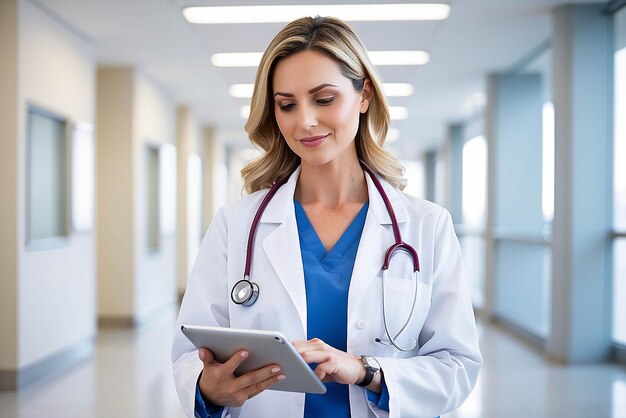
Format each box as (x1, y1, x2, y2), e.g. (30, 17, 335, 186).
(271, 49, 371, 168)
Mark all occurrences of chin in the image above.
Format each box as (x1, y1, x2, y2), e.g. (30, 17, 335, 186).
(299, 154, 335, 168)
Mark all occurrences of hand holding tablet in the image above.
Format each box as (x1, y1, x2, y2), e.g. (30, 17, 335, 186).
(181, 325, 327, 399)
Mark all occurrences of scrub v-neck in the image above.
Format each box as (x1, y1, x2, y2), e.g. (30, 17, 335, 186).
(294, 200, 369, 272)
(294, 199, 369, 418)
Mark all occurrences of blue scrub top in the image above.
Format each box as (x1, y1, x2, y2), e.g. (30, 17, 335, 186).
(295, 199, 368, 418)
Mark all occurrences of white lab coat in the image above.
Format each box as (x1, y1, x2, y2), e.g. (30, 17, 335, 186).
(172, 166, 482, 418)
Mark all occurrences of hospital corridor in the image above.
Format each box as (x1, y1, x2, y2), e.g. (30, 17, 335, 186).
(1, 1, 625, 417)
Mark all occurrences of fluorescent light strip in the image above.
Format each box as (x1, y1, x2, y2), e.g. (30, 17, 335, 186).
(212, 51, 429, 67)
(383, 83, 414, 97)
(212, 52, 263, 67)
(184, 4, 450, 24)
(229, 84, 255, 98)
(230, 83, 413, 98)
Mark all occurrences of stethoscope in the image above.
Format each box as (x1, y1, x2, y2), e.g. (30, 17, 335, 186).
(230, 161, 421, 352)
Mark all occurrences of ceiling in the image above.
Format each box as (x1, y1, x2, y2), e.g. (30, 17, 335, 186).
(33, 0, 607, 156)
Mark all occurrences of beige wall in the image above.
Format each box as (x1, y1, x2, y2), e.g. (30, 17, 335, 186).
(176, 107, 189, 295)
(98, 68, 177, 322)
(14, 0, 97, 369)
(0, 0, 19, 371)
(176, 106, 207, 294)
(97, 68, 135, 319)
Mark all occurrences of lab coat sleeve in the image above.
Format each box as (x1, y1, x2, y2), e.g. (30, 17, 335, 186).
(171, 208, 233, 418)
(375, 208, 482, 418)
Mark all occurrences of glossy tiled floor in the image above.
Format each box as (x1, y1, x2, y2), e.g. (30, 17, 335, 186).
(1, 307, 625, 418)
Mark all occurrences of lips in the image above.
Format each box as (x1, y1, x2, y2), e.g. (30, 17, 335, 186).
(298, 133, 329, 148)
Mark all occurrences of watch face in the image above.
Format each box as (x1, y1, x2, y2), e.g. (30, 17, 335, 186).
(363, 355, 380, 371)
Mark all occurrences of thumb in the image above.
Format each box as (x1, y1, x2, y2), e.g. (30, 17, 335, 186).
(198, 348, 216, 365)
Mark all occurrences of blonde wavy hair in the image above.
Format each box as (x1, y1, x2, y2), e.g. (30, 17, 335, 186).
(242, 16, 406, 193)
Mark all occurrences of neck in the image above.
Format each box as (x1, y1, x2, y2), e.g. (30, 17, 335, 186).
(295, 155, 367, 208)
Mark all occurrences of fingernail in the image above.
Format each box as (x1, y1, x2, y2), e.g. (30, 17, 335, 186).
(277, 375, 286, 380)
(271, 367, 281, 374)
(199, 350, 205, 360)
(240, 351, 249, 358)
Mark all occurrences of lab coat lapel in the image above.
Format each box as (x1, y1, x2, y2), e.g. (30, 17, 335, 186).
(261, 168, 308, 336)
(348, 172, 405, 322)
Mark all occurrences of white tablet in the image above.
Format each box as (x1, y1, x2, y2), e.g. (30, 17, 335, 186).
(181, 325, 326, 394)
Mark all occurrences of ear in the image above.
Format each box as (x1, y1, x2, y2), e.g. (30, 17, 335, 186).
(360, 78, 373, 113)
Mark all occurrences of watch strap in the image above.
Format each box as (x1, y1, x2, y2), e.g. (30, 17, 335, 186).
(356, 355, 376, 387)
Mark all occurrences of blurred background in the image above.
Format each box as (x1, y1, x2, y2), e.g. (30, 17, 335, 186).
(0, 0, 625, 417)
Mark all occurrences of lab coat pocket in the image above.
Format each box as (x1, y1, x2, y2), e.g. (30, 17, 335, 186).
(380, 275, 432, 351)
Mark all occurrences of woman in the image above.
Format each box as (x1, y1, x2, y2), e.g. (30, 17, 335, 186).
(172, 16, 482, 418)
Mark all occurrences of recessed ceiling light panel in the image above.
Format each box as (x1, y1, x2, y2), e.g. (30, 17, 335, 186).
(211, 52, 264, 67)
(229, 84, 254, 98)
(184, 4, 450, 24)
(383, 83, 415, 97)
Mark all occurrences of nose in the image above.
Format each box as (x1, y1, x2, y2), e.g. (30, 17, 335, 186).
(297, 103, 318, 129)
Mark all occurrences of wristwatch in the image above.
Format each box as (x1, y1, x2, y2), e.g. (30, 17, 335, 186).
(356, 355, 380, 387)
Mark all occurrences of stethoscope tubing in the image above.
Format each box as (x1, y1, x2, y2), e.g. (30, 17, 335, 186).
(231, 161, 421, 351)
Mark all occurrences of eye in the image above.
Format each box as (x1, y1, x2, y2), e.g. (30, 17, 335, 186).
(316, 97, 334, 105)
(278, 103, 296, 112)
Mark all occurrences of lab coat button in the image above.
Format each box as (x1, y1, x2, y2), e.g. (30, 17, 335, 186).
(356, 319, 368, 329)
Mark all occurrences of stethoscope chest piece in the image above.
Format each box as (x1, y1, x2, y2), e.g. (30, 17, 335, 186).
(231, 278, 259, 307)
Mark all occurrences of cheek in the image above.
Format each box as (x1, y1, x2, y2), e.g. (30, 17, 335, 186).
(329, 101, 360, 137)
(274, 110, 291, 138)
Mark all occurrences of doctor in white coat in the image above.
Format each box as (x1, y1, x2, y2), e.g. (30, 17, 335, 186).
(172, 16, 482, 418)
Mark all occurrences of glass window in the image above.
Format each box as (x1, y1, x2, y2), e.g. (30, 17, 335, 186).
(614, 50, 626, 231)
(26, 106, 69, 247)
(434, 154, 446, 207)
(613, 44, 626, 345)
(187, 153, 203, 276)
(402, 159, 425, 199)
(159, 143, 177, 237)
(71, 122, 95, 232)
(542, 102, 555, 224)
(462, 135, 487, 228)
(145, 146, 160, 253)
(461, 135, 487, 307)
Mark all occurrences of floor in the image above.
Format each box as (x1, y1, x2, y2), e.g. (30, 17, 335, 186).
(1, 307, 625, 418)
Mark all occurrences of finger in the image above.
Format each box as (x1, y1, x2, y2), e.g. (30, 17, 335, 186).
(198, 348, 216, 365)
(293, 341, 327, 355)
(315, 368, 328, 381)
(299, 350, 331, 365)
(314, 360, 339, 378)
(231, 364, 282, 392)
(221, 350, 250, 375)
(245, 373, 286, 399)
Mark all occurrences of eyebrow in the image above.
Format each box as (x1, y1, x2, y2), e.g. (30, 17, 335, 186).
(274, 83, 338, 98)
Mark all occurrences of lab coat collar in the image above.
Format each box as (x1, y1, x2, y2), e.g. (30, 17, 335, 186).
(259, 166, 301, 224)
